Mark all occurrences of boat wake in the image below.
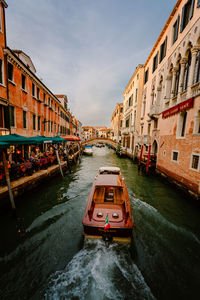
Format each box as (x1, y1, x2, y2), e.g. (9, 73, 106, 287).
(44, 239, 155, 300)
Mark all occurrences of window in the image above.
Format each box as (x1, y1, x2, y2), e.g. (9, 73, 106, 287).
(191, 154, 200, 170)
(23, 111, 27, 128)
(55, 104, 57, 112)
(142, 100, 146, 117)
(135, 88, 138, 103)
(177, 111, 187, 137)
(32, 83, 35, 97)
(172, 15, 180, 44)
(148, 123, 151, 134)
(159, 37, 167, 63)
(48, 97, 50, 106)
(144, 69, 149, 84)
(128, 95, 133, 106)
(183, 51, 191, 90)
(141, 125, 143, 135)
(9, 106, 15, 127)
(58, 106, 60, 114)
(125, 118, 129, 128)
(154, 119, 158, 129)
(180, 0, 194, 32)
(120, 120, 123, 127)
(0, 58, 3, 84)
(120, 107, 123, 113)
(51, 121, 53, 132)
(21, 74, 26, 90)
(38, 116, 41, 131)
(0, 6, 2, 32)
(44, 118, 46, 131)
(174, 63, 181, 96)
(193, 110, 200, 134)
(152, 52, 158, 72)
(43, 93, 46, 103)
(172, 151, 179, 161)
(133, 110, 136, 129)
(37, 87, 40, 100)
(194, 50, 200, 84)
(33, 114, 36, 130)
(198, 0, 200, 7)
(8, 62, 14, 81)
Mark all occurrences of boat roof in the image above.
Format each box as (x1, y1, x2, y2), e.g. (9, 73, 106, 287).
(95, 174, 122, 187)
(99, 167, 120, 174)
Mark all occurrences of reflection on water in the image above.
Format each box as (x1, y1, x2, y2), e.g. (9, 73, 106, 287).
(0, 147, 200, 300)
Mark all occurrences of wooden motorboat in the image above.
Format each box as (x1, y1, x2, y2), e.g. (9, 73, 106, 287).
(82, 167, 134, 244)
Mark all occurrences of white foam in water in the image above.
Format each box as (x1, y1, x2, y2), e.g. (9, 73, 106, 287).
(44, 239, 156, 300)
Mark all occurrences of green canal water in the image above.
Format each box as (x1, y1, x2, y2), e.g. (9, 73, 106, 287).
(0, 147, 200, 300)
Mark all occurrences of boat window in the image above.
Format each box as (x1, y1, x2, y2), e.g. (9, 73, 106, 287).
(114, 188, 124, 204)
(104, 187, 114, 202)
(93, 187, 105, 203)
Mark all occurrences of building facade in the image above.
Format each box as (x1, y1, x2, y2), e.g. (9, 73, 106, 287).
(121, 64, 144, 158)
(111, 103, 123, 143)
(82, 126, 96, 140)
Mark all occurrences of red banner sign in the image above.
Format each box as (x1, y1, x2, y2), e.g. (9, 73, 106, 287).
(162, 98, 194, 119)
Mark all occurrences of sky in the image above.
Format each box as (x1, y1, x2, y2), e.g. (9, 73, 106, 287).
(6, 0, 176, 127)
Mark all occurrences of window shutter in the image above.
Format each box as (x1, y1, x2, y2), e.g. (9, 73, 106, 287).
(189, 0, 195, 19)
(180, 5, 185, 32)
(164, 36, 168, 57)
(176, 15, 180, 40)
(159, 45, 162, 63)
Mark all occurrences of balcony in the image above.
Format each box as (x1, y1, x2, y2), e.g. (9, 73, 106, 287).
(143, 135, 149, 144)
(191, 81, 200, 98)
(121, 127, 130, 135)
(149, 103, 160, 118)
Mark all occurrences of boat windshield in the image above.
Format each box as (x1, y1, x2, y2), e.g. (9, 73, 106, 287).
(93, 187, 124, 204)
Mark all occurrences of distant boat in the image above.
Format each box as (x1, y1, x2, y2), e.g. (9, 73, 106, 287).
(82, 166, 134, 246)
(83, 145, 93, 156)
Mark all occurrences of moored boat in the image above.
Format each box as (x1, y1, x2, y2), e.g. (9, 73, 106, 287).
(83, 145, 93, 156)
(82, 167, 134, 245)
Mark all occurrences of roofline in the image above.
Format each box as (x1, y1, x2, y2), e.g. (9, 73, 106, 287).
(144, 0, 182, 68)
(5, 47, 61, 104)
(123, 64, 144, 96)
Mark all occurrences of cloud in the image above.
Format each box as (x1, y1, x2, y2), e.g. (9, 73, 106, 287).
(6, 0, 175, 127)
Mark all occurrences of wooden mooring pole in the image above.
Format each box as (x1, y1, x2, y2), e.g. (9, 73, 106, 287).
(2, 151, 16, 210)
(56, 149, 64, 177)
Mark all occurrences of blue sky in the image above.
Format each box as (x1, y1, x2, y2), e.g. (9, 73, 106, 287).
(6, 0, 176, 127)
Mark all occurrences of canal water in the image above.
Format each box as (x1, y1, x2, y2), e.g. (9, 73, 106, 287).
(0, 147, 200, 300)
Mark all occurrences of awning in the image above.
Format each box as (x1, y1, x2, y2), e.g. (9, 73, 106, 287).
(0, 134, 66, 146)
(0, 141, 10, 149)
(63, 135, 81, 141)
(0, 134, 31, 145)
(162, 97, 194, 119)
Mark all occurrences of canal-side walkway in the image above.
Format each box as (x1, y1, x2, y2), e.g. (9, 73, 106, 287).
(0, 161, 67, 201)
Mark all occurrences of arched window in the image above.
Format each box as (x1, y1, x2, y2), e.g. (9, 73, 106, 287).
(193, 50, 200, 84)
(183, 51, 191, 90)
(174, 63, 181, 96)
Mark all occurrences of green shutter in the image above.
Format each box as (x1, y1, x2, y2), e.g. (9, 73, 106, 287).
(9, 106, 15, 127)
(180, 5, 185, 32)
(164, 36, 167, 57)
(189, 0, 195, 19)
(0, 59, 2, 84)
